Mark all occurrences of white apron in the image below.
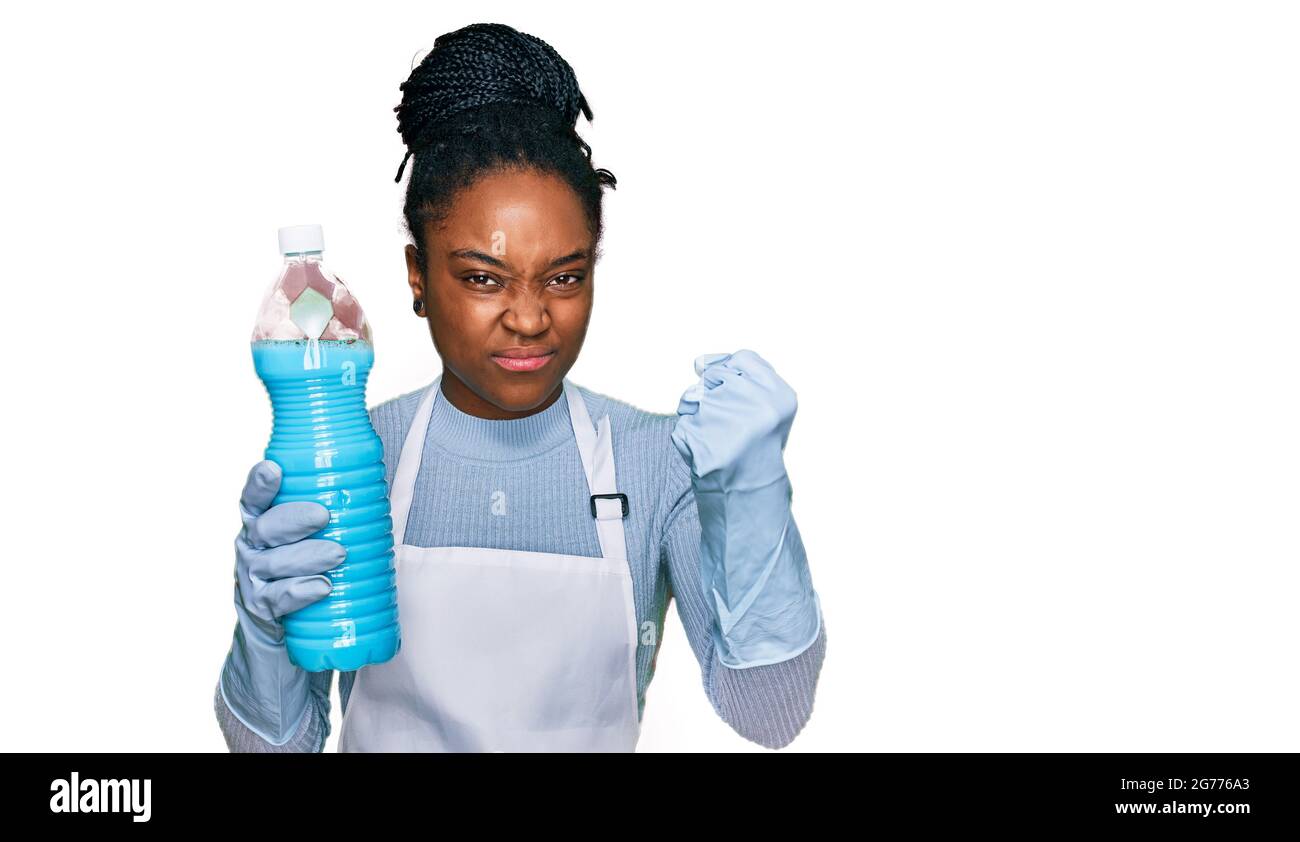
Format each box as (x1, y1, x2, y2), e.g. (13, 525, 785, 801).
(338, 375, 641, 752)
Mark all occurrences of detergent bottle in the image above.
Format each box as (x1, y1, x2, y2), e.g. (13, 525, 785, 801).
(249, 224, 400, 671)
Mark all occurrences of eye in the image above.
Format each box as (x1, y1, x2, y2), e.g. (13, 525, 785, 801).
(548, 274, 584, 288)
(466, 274, 502, 287)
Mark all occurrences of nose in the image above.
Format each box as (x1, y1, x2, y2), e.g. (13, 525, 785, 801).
(501, 288, 551, 338)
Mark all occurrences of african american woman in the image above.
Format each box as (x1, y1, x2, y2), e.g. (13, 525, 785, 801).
(217, 22, 826, 752)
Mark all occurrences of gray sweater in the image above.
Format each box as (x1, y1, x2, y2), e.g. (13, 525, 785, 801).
(215, 379, 827, 750)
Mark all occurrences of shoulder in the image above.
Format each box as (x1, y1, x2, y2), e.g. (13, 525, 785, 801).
(368, 382, 429, 439)
(572, 382, 693, 505)
(367, 384, 429, 487)
(572, 382, 676, 451)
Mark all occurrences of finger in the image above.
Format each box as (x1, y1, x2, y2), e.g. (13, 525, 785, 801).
(711, 350, 791, 409)
(239, 460, 282, 531)
(698, 363, 739, 390)
(246, 538, 347, 580)
(671, 412, 726, 477)
(720, 348, 776, 377)
(262, 575, 333, 620)
(729, 350, 797, 417)
(246, 501, 332, 549)
(675, 382, 704, 416)
(693, 352, 732, 377)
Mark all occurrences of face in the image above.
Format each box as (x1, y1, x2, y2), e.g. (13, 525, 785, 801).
(405, 167, 596, 419)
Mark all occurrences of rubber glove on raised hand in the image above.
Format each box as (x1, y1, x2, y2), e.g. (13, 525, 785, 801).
(220, 459, 344, 745)
(671, 349, 822, 669)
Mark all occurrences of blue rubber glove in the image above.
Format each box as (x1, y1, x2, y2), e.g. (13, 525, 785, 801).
(671, 349, 822, 669)
(219, 460, 344, 745)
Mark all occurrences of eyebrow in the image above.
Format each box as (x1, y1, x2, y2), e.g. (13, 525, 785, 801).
(449, 248, 590, 272)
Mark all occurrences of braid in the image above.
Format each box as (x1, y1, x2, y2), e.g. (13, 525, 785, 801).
(393, 23, 616, 270)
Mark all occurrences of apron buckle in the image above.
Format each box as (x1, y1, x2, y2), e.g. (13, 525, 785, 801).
(589, 492, 629, 519)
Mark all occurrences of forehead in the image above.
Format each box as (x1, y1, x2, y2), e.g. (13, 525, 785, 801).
(435, 168, 591, 250)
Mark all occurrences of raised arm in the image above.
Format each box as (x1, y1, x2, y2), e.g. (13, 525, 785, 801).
(660, 350, 826, 748)
(660, 447, 826, 749)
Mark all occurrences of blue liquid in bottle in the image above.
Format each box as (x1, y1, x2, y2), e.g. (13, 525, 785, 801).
(250, 225, 400, 672)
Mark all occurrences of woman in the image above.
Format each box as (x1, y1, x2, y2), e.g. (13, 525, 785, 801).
(216, 22, 826, 752)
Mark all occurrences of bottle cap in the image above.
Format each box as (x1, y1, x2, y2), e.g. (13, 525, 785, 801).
(278, 224, 324, 256)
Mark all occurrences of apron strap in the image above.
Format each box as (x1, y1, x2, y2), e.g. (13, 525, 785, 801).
(388, 375, 441, 546)
(564, 379, 629, 561)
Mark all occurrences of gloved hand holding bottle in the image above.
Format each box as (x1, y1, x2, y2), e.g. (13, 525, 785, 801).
(670, 349, 823, 669)
(219, 459, 345, 745)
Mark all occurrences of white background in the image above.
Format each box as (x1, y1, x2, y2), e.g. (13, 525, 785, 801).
(2, 0, 1297, 752)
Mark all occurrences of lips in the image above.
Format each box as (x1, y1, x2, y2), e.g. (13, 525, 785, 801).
(493, 347, 555, 359)
(492, 348, 555, 372)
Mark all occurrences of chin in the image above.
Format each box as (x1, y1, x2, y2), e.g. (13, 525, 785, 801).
(487, 375, 561, 412)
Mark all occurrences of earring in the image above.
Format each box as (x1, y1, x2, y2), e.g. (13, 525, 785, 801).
(413, 299, 424, 314)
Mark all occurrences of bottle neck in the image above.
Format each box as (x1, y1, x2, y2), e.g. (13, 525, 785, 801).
(282, 251, 323, 264)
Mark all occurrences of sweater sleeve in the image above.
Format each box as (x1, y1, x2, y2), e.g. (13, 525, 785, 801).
(658, 442, 827, 749)
(213, 669, 333, 752)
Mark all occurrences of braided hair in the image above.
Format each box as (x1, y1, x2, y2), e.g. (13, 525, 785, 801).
(393, 23, 617, 275)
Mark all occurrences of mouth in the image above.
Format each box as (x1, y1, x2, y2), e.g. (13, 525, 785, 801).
(491, 348, 556, 372)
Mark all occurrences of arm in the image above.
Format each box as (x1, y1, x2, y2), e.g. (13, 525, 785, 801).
(660, 447, 827, 749)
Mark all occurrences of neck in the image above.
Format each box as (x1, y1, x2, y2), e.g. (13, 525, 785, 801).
(427, 372, 575, 461)
(439, 369, 562, 420)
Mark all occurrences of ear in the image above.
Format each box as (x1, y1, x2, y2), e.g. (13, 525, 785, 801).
(405, 244, 425, 308)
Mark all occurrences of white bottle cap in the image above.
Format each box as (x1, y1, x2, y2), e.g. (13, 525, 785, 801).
(278, 224, 324, 255)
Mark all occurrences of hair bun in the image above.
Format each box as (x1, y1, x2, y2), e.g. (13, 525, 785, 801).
(395, 23, 592, 163)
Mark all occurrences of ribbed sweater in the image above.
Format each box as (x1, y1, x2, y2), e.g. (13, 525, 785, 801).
(215, 377, 827, 750)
